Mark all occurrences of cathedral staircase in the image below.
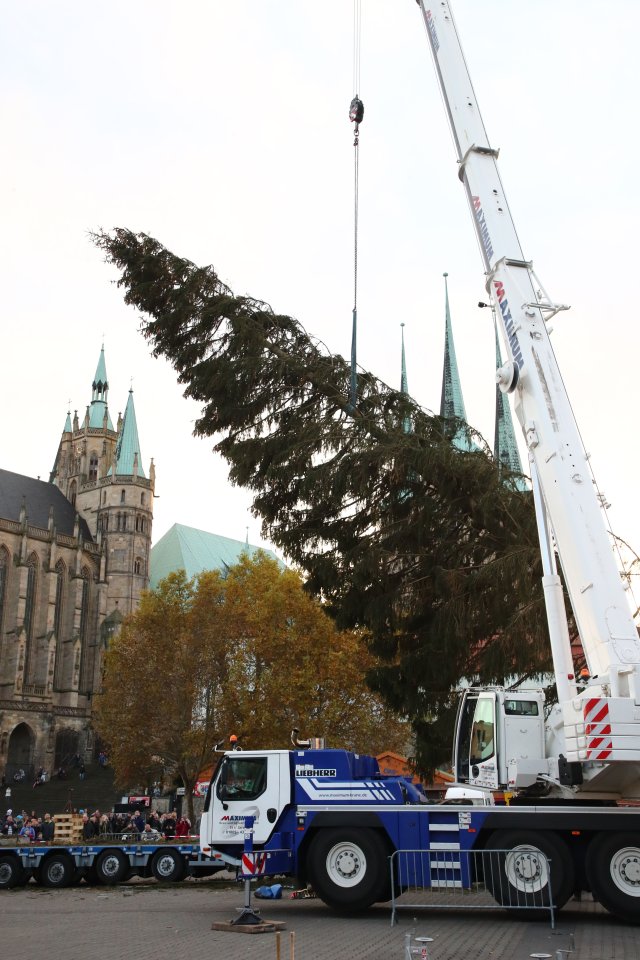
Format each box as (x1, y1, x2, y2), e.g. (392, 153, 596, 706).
(4, 763, 122, 816)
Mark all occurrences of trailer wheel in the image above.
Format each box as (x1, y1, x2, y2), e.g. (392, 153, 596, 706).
(39, 854, 74, 889)
(485, 830, 574, 912)
(150, 848, 186, 883)
(95, 849, 129, 885)
(306, 828, 388, 911)
(586, 832, 640, 923)
(0, 854, 28, 889)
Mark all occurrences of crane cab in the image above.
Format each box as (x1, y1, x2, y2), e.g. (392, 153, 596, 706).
(453, 688, 546, 791)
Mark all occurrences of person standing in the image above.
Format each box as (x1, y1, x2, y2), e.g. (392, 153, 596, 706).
(41, 813, 55, 842)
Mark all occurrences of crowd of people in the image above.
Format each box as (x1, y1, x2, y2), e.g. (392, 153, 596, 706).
(1, 810, 56, 841)
(0, 807, 193, 842)
(80, 809, 193, 840)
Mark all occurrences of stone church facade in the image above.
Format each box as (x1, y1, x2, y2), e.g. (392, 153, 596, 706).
(0, 348, 153, 779)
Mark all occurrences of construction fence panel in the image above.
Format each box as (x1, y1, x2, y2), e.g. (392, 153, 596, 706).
(389, 847, 555, 929)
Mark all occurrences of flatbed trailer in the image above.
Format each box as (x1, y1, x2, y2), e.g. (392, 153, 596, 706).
(0, 836, 232, 889)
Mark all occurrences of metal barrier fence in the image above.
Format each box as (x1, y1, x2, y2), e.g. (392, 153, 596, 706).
(389, 847, 555, 928)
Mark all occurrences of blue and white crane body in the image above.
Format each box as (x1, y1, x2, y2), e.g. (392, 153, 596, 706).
(199, 0, 640, 924)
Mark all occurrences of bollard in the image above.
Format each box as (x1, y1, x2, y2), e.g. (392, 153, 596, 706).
(404, 934, 433, 958)
(289, 931, 295, 960)
(414, 936, 433, 959)
(230, 815, 263, 926)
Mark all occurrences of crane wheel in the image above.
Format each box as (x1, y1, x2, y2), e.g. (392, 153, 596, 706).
(585, 832, 640, 923)
(484, 830, 574, 913)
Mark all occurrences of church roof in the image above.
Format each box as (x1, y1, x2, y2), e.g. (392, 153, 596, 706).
(109, 390, 145, 478)
(149, 523, 281, 590)
(89, 400, 114, 430)
(0, 469, 93, 541)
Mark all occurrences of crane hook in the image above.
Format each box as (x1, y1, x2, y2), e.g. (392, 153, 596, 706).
(349, 96, 364, 146)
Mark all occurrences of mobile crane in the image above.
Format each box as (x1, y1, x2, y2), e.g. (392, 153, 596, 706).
(417, 1, 640, 809)
(202, 3, 640, 922)
(3, 1, 639, 924)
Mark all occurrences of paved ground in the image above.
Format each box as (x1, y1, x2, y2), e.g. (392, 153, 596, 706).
(1, 879, 636, 960)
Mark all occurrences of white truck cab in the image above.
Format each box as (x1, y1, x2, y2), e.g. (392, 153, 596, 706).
(199, 750, 291, 850)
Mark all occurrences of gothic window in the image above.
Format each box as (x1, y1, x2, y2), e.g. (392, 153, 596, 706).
(0, 546, 9, 633)
(53, 561, 66, 690)
(79, 571, 89, 646)
(78, 567, 91, 694)
(141, 518, 145, 533)
(102, 490, 107, 504)
(89, 453, 99, 482)
(120, 489, 126, 503)
(53, 560, 65, 638)
(134, 557, 144, 575)
(141, 493, 145, 506)
(24, 554, 37, 643)
(103, 514, 108, 532)
(69, 480, 77, 508)
(135, 515, 140, 532)
(122, 514, 127, 532)
(23, 553, 38, 681)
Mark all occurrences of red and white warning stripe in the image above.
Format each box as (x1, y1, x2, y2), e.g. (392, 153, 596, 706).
(241, 852, 267, 876)
(584, 698, 612, 760)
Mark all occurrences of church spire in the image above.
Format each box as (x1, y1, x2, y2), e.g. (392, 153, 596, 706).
(440, 273, 473, 451)
(113, 389, 146, 477)
(493, 317, 527, 488)
(89, 345, 114, 430)
(400, 323, 411, 435)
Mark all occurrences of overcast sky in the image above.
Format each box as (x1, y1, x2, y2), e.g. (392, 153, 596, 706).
(3, 2, 639, 606)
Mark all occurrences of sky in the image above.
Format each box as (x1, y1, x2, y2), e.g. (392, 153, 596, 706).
(2, 2, 639, 605)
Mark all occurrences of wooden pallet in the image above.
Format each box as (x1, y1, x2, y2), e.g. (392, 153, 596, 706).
(53, 813, 83, 843)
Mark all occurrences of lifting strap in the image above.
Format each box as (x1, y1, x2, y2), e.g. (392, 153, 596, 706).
(348, 0, 363, 413)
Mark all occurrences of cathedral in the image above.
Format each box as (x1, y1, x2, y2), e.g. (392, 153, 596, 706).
(0, 348, 153, 779)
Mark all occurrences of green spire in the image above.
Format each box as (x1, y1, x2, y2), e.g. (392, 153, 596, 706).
(63, 410, 72, 433)
(400, 323, 412, 435)
(494, 319, 527, 489)
(89, 345, 114, 430)
(113, 389, 146, 477)
(440, 273, 473, 452)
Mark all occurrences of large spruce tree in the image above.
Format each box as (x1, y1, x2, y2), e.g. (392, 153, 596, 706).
(93, 228, 556, 772)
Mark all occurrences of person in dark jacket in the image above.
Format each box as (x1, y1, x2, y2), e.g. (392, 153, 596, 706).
(41, 813, 55, 842)
(131, 810, 145, 836)
(82, 813, 96, 840)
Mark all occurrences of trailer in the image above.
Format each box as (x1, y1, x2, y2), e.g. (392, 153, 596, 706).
(0, 837, 230, 889)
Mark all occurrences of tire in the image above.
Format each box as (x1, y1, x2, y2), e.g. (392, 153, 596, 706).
(39, 854, 75, 889)
(150, 848, 186, 883)
(306, 828, 388, 911)
(484, 830, 574, 913)
(95, 849, 129, 885)
(0, 855, 28, 890)
(585, 832, 640, 923)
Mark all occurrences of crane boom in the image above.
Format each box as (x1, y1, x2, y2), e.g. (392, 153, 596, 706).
(417, 1, 640, 784)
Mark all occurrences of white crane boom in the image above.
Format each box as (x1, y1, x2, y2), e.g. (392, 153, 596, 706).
(417, 1, 640, 784)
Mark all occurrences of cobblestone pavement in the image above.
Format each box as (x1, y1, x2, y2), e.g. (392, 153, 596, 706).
(1, 880, 636, 960)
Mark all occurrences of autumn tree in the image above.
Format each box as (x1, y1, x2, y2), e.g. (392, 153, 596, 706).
(93, 228, 557, 773)
(94, 553, 408, 817)
(93, 570, 221, 824)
